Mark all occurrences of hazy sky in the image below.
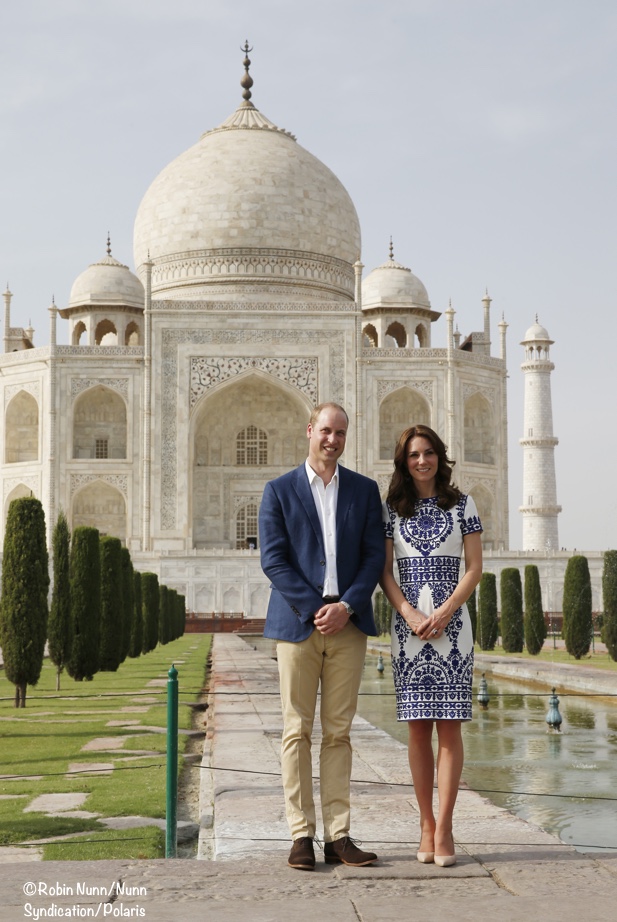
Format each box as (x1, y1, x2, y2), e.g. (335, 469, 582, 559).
(1, 0, 615, 552)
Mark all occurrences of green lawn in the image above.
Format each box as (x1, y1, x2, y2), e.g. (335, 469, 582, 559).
(0, 633, 211, 859)
(474, 641, 617, 671)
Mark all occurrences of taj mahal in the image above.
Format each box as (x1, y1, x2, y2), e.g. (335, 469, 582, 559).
(0, 50, 604, 614)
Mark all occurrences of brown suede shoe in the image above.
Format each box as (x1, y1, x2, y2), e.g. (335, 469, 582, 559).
(288, 836, 315, 870)
(324, 836, 377, 866)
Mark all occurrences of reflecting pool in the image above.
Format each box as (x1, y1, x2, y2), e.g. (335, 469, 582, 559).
(358, 654, 617, 853)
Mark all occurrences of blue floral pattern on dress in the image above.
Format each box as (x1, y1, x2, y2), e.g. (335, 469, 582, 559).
(383, 494, 482, 721)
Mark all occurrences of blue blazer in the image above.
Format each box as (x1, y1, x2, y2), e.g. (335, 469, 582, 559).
(259, 464, 385, 642)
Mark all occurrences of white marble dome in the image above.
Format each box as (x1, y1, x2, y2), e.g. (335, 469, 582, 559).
(522, 320, 552, 342)
(68, 252, 144, 310)
(362, 255, 431, 310)
(133, 101, 360, 301)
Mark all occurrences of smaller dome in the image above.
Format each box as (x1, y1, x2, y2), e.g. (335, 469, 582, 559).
(68, 251, 144, 310)
(522, 319, 552, 343)
(362, 255, 431, 311)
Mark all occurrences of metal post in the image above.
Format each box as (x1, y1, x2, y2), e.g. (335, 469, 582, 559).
(166, 664, 179, 858)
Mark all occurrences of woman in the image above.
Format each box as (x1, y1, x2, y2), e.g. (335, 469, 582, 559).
(380, 425, 482, 866)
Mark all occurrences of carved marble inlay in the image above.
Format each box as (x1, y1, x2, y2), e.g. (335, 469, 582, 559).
(464, 477, 494, 495)
(4, 381, 40, 406)
(71, 378, 129, 400)
(161, 328, 344, 530)
(190, 357, 317, 408)
(4, 476, 39, 502)
(232, 494, 261, 511)
(377, 379, 433, 401)
(462, 383, 495, 405)
(71, 474, 128, 497)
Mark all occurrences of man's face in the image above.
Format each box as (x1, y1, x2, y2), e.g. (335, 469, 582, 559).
(307, 407, 348, 467)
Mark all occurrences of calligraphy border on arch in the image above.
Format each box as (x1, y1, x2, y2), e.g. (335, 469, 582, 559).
(161, 329, 344, 530)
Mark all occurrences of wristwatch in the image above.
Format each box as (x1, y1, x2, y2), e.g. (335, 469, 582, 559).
(341, 601, 354, 616)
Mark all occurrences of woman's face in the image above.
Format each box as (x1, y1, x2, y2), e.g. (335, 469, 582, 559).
(406, 435, 438, 495)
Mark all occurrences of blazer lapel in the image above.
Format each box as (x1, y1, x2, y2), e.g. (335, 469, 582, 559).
(292, 466, 324, 551)
(336, 466, 354, 550)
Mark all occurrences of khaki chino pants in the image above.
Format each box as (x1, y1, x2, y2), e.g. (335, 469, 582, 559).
(276, 622, 367, 841)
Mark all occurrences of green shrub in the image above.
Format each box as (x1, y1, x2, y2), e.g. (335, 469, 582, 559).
(602, 550, 617, 661)
(0, 497, 49, 706)
(477, 572, 498, 651)
(66, 526, 101, 681)
(524, 565, 546, 655)
(48, 510, 72, 690)
(563, 555, 592, 660)
(500, 568, 523, 653)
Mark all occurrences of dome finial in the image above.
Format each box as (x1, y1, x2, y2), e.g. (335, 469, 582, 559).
(240, 40, 254, 103)
(107, 232, 112, 257)
(389, 236, 394, 260)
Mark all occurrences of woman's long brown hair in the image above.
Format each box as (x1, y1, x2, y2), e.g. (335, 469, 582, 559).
(386, 424, 462, 517)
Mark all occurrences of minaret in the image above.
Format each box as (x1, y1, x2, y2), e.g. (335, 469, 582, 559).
(520, 318, 561, 550)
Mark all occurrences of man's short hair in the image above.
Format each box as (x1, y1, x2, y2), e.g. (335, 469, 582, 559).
(309, 403, 349, 427)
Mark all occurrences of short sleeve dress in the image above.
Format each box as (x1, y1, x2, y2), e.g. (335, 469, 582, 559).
(383, 494, 482, 722)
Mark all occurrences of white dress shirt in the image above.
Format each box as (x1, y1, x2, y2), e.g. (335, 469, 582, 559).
(305, 459, 339, 597)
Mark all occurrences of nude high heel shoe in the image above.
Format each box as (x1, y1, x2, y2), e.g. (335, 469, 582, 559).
(416, 851, 435, 863)
(434, 853, 456, 867)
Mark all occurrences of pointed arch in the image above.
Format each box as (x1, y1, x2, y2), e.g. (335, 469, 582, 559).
(72, 320, 87, 346)
(464, 393, 495, 464)
(190, 372, 309, 548)
(95, 319, 118, 345)
(236, 502, 258, 549)
(71, 480, 127, 542)
(379, 386, 430, 461)
(468, 484, 494, 550)
(125, 321, 140, 345)
(5, 390, 39, 463)
(363, 323, 378, 348)
(385, 321, 407, 348)
(73, 385, 127, 460)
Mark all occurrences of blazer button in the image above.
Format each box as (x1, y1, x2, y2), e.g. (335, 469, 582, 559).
(317, 584, 323, 591)
(320, 560, 326, 566)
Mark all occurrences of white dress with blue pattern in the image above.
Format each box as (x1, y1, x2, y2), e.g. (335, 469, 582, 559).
(383, 494, 482, 721)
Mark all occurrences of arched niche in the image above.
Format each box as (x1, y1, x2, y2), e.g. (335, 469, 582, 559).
(195, 586, 215, 614)
(4, 484, 36, 531)
(72, 480, 127, 542)
(95, 319, 118, 345)
(469, 485, 494, 550)
(464, 393, 495, 464)
(250, 585, 269, 618)
(72, 321, 87, 346)
(385, 321, 407, 348)
(125, 321, 140, 345)
(236, 502, 258, 549)
(73, 385, 127, 460)
(363, 323, 378, 347)
(223, 587, 242, 614)
(379, 387, 430, 461)
(191, 373, 309, 548)
(415, 323, 428, 348)
(5, 391, 39, 463)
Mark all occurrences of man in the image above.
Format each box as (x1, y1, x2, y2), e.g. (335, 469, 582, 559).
(259, 403, 385, 870)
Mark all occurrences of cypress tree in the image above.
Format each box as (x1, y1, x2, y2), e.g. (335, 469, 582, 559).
(602, 550, 617, 661)
(99, 536, 124, 671)
(500, 568, 524, 653)
(159, 584, 170, 645)
(524, 565, 546, 655)
(477, 572, 498, 651)
(120, 547, 134, 663)
(466, 588, 477, 643)
(129, 568, 143, 658)
(563, 555, 592, 660)
(0, 497, 49, 707)
(66, 526, 101, 681)
(48, 510, 72, 690)
(177, 593, 186, 639)
(141, 572, 159, 653)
